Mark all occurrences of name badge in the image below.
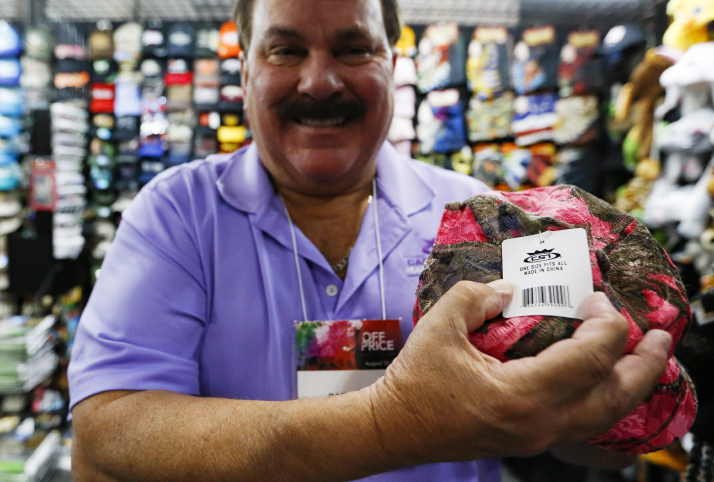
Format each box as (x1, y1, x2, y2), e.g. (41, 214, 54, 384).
(295, 319, 402, 398)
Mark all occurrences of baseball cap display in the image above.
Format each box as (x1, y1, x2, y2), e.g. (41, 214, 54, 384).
(166, 84, 192, 112)
(0, 156, 21, 191)
(602, 23, 646, 54)
(194, 59, 220, 86)
(20, 57, 52, 90)
(137, 137, 166, 158)
(218, 85, 243, 111)
(220, 58, 242, 86)
(217, 125, 246, 145)
(194, 86, 219, 107)
(217, 22, 240, 59)
(113, 115, 141, 141)
(0, 88, 23, 117)
(90, 83, 116, 114)
(194, 26, 219, 58)
(193, 132, 218, 158)
(55, 72, 90, 101)
(89, 27, 115, 61)
(0, 192, 21, 218)
(90, 113, 115, 141)
(165, 59, 193, 85)
(0, 21, 21, 59)
(138, 157, 165, 184)
(0, 137, 17, 155)
(142, 20, 168, 58)
(168, 23, 196, 59)
(114, 76, 142, 117)
(91, 59, 117, 83)
(141, 59, 165, 88)
(0, 115, 21, 137)
(24, 27, 53, 61)
(115, 154, 139, 192)
(414, 185, 697, 454)
(601, 24, 646, 72)
(54, 44, 84, 61)
(0, 60, 21, 88)
(114, 22, 143, 62)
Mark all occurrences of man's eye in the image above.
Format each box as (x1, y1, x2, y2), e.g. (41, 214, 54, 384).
(342, 47, 371, 57)
(270, 47, 303, 57)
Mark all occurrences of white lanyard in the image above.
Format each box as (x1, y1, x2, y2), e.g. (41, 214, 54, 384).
(280, 177, 387, 322)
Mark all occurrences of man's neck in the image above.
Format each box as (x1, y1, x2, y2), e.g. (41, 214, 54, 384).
(278, 179, 373, 280)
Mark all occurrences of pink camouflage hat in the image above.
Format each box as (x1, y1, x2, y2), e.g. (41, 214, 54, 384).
(414, 184, 697, 454)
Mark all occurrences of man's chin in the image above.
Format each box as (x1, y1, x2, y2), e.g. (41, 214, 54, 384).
(288, 150, 364, 183)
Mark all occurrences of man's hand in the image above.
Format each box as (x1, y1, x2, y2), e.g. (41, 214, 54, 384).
(369, 280, 671, 466)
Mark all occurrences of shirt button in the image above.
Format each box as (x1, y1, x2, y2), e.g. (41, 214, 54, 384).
(326, 285, 339, 297)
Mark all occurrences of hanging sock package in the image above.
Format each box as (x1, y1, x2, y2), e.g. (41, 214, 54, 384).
(512, 26, 559, 95)
(416, 23, 467, 94)
(416, 89, 467, 154)
(525, 142, 558, 187)
(512, 93, 559, 146)
(467, 26, 512, 100)
(553, 95, 600, 145)
(466, 91, 514, 142)
(558, 30, 605, 98)
(413, 184, 697, 454)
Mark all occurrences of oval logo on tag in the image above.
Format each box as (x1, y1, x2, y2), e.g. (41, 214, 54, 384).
(524, 249, 561, 263)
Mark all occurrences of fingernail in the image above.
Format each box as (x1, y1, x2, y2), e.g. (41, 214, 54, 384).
(651, 330, 672, 353)
(487, 279, 513, 294)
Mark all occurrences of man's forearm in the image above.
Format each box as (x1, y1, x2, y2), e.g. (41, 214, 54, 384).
(72, 389, 400, 482)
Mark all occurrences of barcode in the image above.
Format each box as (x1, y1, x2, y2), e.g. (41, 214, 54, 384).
(522, 285, 571, 308)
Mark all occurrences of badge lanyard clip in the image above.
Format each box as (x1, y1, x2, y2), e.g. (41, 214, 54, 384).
(281, 177, 387, 322)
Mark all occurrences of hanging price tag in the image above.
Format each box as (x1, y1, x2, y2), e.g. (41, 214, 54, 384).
(502, 228, 594, 319)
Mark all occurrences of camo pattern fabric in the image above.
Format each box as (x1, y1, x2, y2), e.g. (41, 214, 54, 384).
(413, 184, 697, 454)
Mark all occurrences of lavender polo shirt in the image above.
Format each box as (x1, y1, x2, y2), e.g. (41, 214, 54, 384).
(69, 141, 499, 482)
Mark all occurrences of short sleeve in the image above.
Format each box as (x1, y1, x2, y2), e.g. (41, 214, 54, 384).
(68, 177, 208, 410)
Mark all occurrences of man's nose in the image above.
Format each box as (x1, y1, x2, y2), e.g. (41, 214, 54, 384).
(297, 51, 345, 100)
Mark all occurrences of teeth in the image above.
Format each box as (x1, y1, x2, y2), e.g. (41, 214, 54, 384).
(298, 117, 346, 127)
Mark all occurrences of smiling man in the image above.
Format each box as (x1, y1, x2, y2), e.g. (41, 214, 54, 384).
(68, 0, 673, 481)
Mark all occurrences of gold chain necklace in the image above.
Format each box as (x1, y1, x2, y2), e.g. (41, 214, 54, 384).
(331, 246, 353, 273)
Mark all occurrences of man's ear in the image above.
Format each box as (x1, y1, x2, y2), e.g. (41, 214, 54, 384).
(240, 50, 249, 108)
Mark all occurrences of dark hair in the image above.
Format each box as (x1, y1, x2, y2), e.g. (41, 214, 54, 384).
(234, 0, 402, 52)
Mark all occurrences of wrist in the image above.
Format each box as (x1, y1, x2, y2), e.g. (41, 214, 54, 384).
(277, 388, 404, 481)
(365, 378, 432, 468)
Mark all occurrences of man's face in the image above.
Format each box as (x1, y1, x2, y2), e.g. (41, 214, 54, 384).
(242, 0, 395, 195)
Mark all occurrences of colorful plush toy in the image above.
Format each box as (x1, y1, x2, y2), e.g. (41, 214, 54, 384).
(663, 0, 714, 52)
(616, 49, 677, 164)
(395, 25, 417, 58)
(643, 43, 714, 239)
(614, 49, 677, 215)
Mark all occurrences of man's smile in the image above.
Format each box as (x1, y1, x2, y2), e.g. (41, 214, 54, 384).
(293, 115, 348, 127)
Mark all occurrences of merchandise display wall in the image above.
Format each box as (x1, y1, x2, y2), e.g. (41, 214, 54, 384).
(0, 0, 712, 480)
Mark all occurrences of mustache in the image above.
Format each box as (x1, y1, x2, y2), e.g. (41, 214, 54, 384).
(277, 97, 367, 121)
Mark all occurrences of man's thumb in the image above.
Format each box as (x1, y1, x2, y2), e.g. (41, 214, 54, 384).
(423, 280, 513, 334)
